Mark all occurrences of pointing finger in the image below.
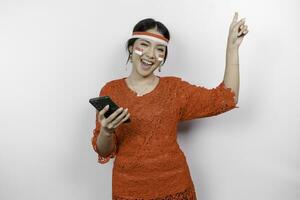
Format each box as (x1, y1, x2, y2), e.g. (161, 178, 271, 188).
(232, 12, 238, 23)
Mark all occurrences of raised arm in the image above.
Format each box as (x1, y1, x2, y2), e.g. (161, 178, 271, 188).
(223, 12, 249, 103)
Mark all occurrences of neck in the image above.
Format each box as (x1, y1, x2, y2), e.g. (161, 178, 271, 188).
(127, 71, 157, 85)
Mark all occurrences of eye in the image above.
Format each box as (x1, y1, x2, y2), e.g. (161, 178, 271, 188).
(158, 49, 164, 52)
(141, 43, 148, 46)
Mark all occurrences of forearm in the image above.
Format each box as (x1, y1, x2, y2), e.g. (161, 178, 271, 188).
(96, 128, 116, 157)
(223, 46, 240, 103)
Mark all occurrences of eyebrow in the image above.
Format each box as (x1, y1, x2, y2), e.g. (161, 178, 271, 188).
(140, 39, 165, 47)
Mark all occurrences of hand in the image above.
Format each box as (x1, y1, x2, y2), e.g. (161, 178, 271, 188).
(227, 12, 249, 50)
(98, 105, 131, 135)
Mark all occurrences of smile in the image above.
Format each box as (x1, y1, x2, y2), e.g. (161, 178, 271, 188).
(141, 59, 154, 66)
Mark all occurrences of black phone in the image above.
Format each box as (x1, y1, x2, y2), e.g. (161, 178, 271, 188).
(89, 96, 131, 123)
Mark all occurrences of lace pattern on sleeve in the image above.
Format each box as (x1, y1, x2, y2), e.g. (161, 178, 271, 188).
(179, 79, 239, 121)
(91, 83, 118, 164)
(91, 126, 117, 164)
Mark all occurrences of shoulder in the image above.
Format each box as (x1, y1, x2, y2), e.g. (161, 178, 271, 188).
(99, 77, 124, 95)
(161, 76, 192, 88)
(101, 77, 124, 88)
(161, 75, 183, 84)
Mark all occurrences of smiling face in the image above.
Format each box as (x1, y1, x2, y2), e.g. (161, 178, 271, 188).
(129, 28, 167, 77)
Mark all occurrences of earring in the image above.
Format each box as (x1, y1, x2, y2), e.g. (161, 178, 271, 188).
(126, 53, 132, 71)
(158, 60, 164, 72)
(159, 65, 162, 72)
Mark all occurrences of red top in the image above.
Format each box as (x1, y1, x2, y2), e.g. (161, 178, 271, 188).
(91, 76, 238, 199)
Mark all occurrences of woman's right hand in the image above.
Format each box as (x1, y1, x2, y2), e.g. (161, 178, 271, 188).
(98, 105, 130, 136)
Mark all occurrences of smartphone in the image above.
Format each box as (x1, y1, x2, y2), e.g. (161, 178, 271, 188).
(89, 96, 131, 123)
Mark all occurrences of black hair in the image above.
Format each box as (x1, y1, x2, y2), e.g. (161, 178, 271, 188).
(125, 18, 170, 65)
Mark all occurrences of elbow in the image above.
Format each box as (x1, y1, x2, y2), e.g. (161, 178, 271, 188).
(233, 95, 238, 104)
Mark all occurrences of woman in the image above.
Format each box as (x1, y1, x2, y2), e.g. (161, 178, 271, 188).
(92, 13, 248, 199)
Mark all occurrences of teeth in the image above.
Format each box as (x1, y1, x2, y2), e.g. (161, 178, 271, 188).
(141, 59, 153, 65)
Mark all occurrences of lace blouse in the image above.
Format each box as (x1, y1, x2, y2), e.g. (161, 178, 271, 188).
(91, 76, 238, 199)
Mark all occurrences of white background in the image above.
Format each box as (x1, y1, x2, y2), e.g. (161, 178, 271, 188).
(1, 0, 299, 199)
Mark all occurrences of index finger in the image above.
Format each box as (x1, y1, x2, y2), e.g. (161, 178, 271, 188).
(232, 12, 238, 23)
(98, 105, 109, 119)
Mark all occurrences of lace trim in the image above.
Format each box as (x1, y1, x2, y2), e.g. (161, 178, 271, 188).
(91, 129, 118, 164)
(112, 186, 197, 200)
(217, 81, 239, 109)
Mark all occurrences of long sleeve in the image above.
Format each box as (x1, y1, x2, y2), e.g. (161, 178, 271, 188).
(91, 83, 118, 164)
(177, 78, 239, 121)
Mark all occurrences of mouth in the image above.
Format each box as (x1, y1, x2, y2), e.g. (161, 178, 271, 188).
(140, 58, 155, 70)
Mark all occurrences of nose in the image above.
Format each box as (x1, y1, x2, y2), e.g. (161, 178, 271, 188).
(144, 46, 155, 59)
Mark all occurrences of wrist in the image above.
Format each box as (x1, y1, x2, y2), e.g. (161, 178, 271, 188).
(101, 127, 115, 137)
(226, 45, 238, 52)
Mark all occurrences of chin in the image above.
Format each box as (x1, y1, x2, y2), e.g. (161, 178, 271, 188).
(137, 69, 154, 77)
(135, 63, 158, 76)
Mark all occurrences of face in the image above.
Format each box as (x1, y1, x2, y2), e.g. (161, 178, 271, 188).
(129, 28, 167, 77)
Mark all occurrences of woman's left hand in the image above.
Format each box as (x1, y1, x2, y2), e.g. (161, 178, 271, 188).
(227, 12, 249, 50)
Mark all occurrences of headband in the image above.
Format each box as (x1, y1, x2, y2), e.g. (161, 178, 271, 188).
(130, 31, 169, 46)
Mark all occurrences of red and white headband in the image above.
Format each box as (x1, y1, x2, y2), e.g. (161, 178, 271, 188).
(130, 31, 169, 46)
